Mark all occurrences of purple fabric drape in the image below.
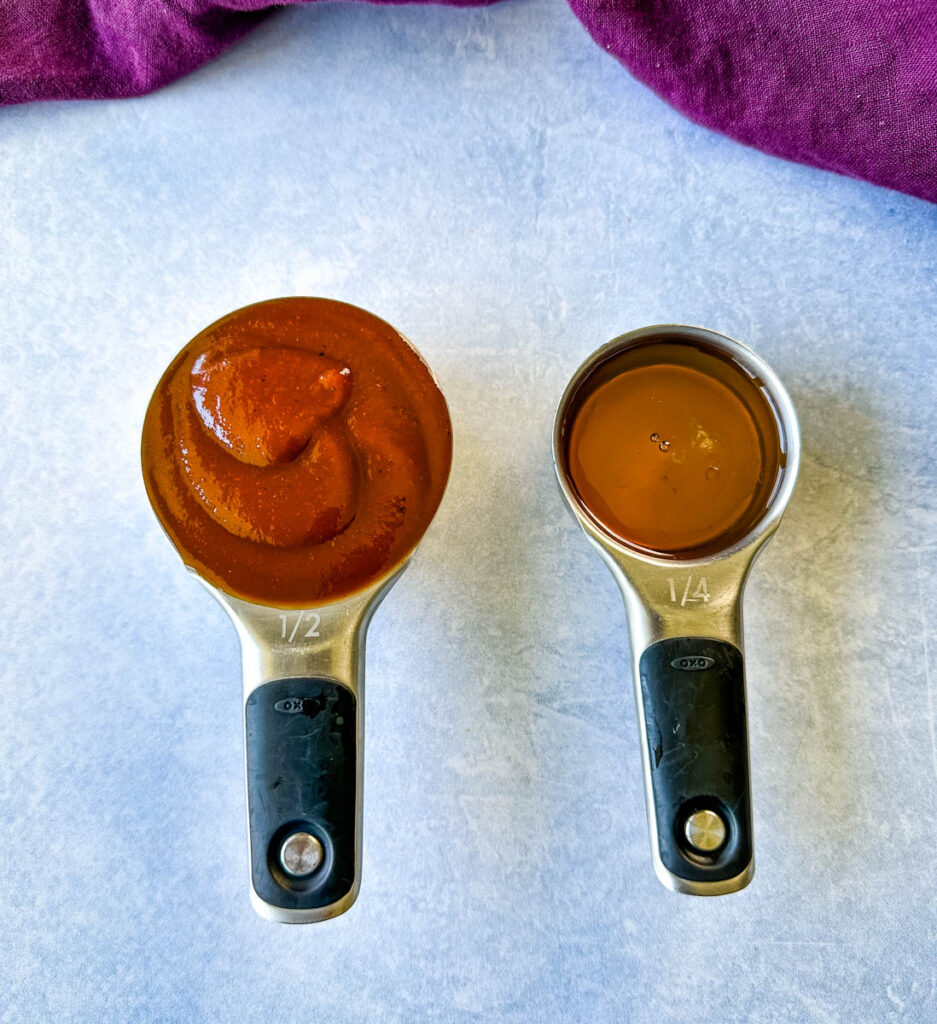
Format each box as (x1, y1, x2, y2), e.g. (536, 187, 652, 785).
(569, 0, 937, 203)
(2, 1, 936, 202)
(0, 0, 492, 106)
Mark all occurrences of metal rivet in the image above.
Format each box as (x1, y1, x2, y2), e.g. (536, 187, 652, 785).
(279, 832, 324, 877)
(683, 809, 727, 853)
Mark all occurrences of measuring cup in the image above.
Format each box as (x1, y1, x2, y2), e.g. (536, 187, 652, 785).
(142, 298, 452, 922)
(200, 568, 407, 923)
(553, 325, 800, 895)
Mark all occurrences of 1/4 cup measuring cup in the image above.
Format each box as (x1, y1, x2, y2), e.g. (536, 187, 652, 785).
(142, 298, 452, 922)
(553, 325, 800, 895)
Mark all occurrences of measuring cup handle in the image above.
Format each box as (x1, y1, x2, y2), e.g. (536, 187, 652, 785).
(244, 676, 360, 918)
(638, 637, 753, 890)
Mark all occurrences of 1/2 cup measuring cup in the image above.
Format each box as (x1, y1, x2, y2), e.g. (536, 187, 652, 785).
(142, 298, 452, 922)
(553, 325, 800, 895)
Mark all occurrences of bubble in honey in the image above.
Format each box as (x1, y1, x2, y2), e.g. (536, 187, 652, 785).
(705, 465, 720, 481)
(658, 440, 671, 452)
(649, 432, 659, 442)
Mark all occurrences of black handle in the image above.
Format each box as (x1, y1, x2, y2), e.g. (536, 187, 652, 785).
(244, 677, 358, 912)
(638, 637, 753, 886)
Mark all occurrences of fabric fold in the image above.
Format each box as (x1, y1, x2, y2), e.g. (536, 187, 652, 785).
(568, 0, 937, 202)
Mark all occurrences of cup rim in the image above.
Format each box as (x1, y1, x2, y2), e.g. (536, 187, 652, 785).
(552, 323, 801, 566)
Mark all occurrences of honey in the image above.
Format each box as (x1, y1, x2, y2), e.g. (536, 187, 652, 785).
(562, 338, 784, 557)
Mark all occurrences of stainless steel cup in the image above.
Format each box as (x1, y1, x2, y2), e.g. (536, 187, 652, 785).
(553, 325, 800, 895)
(143, 311, 451, 923)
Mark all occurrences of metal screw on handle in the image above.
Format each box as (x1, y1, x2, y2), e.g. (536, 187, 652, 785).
(684, 809, 727, 853)
(280, 833, 325, 877)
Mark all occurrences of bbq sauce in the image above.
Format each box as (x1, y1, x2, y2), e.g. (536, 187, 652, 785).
(142, 298, 452, 607)
(562, 339, 784, 557)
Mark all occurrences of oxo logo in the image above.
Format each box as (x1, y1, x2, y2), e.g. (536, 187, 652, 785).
(670, 655, 715, 671)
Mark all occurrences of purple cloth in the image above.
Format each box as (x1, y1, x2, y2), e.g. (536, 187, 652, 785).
(2, 1, 936, 202)
(0, 0, 491, 106)
(569, 0, 937, 203)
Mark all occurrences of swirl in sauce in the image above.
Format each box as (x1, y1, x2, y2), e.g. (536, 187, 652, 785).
(142, 298, 452, 606)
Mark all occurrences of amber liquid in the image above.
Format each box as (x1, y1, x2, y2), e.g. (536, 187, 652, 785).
(563, 339, 784, 557)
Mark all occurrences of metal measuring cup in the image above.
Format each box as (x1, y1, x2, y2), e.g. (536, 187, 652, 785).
(142, 307, 452, 923)
(553, 325, 800, 895)
(202, 567, 411, 922)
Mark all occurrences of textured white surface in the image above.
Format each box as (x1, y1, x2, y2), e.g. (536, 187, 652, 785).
(1, 1, 936, 1020)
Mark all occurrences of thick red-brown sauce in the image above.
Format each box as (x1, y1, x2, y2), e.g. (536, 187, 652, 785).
(142, 298, 452, 607)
